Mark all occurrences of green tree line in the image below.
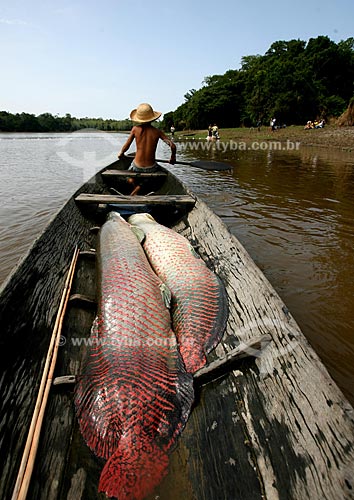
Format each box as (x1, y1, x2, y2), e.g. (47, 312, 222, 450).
(163, 36, 354, 130)
(2, 36, 353, 133)
(0, 112, 132, 133)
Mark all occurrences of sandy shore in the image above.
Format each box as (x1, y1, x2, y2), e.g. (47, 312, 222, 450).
(177, 125, 354, 152)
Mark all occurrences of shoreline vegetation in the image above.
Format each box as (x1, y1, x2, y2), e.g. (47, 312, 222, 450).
(162, 37, 354, 132)
(174, 125, 354, 152)
(2, 36, 353, 137)
(0, 111, 131, 133)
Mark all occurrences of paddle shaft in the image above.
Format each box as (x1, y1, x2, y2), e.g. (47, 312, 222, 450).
(158, 158, 200, 167)
(125, 153, 232, 171)
(155, 158, 232, 171)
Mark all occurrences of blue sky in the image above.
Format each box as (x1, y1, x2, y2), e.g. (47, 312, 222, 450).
(1, 0, 353, 119)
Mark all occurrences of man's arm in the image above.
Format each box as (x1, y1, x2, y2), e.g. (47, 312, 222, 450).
(118, 128, 135, 158)
(160, 130, 177, 164)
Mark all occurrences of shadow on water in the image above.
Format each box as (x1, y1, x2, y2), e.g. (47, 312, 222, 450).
(175, 141, 354, 406)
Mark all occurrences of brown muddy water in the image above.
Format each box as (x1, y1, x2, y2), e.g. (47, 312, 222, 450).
(0, 132, 353, 406)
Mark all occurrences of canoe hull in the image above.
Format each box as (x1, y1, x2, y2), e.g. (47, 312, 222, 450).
(1, 156, 354, 500)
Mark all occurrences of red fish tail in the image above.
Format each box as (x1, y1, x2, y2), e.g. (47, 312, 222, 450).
(98, 434, 169, 500)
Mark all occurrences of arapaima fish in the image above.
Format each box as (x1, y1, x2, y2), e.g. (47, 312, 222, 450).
(74, 212, 194, 500)
(128, 213, 228, 373)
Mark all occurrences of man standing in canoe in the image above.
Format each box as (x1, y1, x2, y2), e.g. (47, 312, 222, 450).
(118, 103, 176, 194)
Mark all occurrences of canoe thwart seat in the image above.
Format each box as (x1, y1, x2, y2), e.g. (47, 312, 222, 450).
(53, 375, 77, 386)
(79, 249, 96, 256)
(75, 193, 196, 207)
(102, 169, 168, 179)
(69, 293, 97, 307)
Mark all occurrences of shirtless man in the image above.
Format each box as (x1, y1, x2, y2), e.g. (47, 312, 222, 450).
(118, 103, 176, 194)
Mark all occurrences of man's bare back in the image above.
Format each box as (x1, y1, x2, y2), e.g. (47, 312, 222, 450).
(117, 103, 176, 194)
(118, 123, 176, 167)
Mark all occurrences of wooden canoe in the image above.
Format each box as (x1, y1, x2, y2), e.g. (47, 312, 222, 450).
(0, 156, 353, 500)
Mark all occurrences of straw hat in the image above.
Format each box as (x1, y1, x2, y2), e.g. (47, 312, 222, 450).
(130, 103, 162, 123)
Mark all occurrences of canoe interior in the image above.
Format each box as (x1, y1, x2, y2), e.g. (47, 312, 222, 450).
(1, 157, 354, 500)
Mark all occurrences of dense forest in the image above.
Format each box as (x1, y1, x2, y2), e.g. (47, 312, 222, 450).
(163, 36, 354, 130)
(1, 36, 353, 133)
(0, 112, 131, 133)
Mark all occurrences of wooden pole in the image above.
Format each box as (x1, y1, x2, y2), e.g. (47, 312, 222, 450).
(11, 247, 80, 500)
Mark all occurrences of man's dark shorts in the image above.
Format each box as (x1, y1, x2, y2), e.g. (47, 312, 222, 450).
(128, 161, 160, 173)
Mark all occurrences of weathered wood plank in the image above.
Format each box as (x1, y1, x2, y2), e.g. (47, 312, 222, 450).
(52, 375, 76, 386)
(79, 249, 96, 257)
(194, 334, 272, 384)
(171, 198, 354, 500)
(68, 293, 96, 307)
(28, 254, 100, 500)
(0, 195, 99, 500)
(75, 193, 195, 206)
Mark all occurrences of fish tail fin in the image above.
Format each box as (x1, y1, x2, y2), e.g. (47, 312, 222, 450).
(98, 435, 169, 500)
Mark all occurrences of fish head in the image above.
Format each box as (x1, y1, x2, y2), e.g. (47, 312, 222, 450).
(128, 213, 158, 237)
(107, 211, 127, 223)
(128, 213, 156, 226)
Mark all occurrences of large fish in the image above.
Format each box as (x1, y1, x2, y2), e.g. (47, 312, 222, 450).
(74, 212, 194, 500)
(128, 213, 228, 373)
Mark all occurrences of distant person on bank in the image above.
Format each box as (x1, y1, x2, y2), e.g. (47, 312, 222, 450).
(118, 103, 176, 194)
(207, 124, 213, 141)
(212, 124, 220, 140)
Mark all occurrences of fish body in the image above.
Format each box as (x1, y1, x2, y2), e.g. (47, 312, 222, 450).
(128, 213, 228, 373)
(74, 212, 193, 500)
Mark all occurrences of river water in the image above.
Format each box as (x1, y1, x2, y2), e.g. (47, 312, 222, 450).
(0, 132, 353, 405)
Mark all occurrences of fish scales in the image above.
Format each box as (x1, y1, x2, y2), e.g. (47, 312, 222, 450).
(74, 212, 193, 500)
(128, 214, 229, 373)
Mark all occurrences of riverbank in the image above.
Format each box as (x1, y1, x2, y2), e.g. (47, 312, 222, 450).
(176, 125, 354, 152)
